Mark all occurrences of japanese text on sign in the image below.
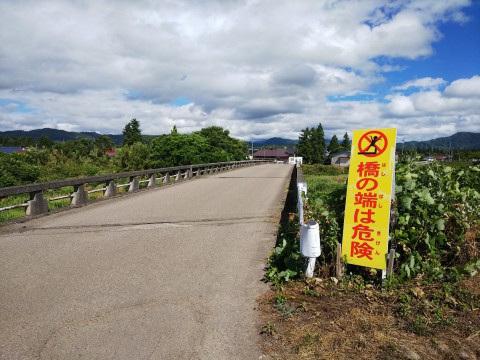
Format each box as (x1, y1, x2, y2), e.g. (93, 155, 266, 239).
(341, 128, 397, 270)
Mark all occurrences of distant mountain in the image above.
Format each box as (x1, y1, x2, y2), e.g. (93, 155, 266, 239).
(0, 128, 123, 144)
(252, 137, 298, 147)
(2, 129, 478, 150)
(403, 132, 480, 150)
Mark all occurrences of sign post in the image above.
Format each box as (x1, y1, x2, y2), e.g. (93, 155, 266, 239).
(341, 128, 397, 270)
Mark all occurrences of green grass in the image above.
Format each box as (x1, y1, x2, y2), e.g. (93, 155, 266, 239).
(0, 194, 30, 222)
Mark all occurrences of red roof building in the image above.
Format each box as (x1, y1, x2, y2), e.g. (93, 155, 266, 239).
(252, 148, 291, 162)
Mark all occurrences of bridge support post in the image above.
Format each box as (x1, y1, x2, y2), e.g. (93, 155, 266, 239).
(129, 176, 139, 192)
(163, 173, 171, 184)
(188, 166, 193, 179)
(104, 180, 117, 197)
(71, 184, 88, 206)
(175, 171, 181, 181)
(148, 174, 156, 188)
(26, 192, 49, 216)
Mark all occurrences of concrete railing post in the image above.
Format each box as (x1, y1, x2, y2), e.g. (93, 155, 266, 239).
(163, 173, 171, 184)
(26, 192, 49, 216)
(71, 184, 88, 206)
(188, 166, 193, 179)
(129, 176, 139, 192)
(104, 180, 117, 197)
(175, 171, 181, 181)
(148, 174, 156, 188)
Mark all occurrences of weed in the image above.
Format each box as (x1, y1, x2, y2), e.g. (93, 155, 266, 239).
(274, 292, 287, 305)
(261, 321, 277, 336)
(410, 315, 430, 335)
(397, 293, 412, 316)
(302, 286, 322, 297)
(275, 301, 294, 318)
(299, 301, 308, 312)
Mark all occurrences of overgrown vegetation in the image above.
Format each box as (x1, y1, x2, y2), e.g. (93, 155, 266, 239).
(0, 121, 249, 221)
(261, 161, 480, 359)
(0, 121, 249, 189)
(266, 161, 480, 283)
(394, 161, 480, 280)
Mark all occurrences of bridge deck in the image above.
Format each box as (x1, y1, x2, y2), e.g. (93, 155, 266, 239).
(0, 164, 292, 359)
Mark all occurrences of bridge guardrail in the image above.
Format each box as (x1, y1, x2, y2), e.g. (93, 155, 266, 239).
(0, 160, 271, 218)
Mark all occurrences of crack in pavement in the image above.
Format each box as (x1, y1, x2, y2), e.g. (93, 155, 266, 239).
(1, 216, 274, 237)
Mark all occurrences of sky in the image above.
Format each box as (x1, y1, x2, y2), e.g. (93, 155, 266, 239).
(0, 0, 479, 142)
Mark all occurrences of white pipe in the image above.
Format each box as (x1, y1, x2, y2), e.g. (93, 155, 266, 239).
(306, 258, 316, 278)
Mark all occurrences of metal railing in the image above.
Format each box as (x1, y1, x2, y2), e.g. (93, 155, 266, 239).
(0, 160, 270, 217)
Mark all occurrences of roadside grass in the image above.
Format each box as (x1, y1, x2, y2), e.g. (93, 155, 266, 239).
(259, 277, 480, 360)
(0, 195, 29, 222)
(260, 163, 480, 359)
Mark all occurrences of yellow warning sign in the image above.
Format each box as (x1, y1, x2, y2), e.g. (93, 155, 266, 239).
(341, 128, 397, 270)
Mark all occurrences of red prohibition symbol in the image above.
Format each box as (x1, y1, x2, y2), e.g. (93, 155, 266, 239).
(357, 131, 388, 157)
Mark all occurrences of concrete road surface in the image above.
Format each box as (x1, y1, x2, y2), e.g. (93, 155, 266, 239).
(0, 163, 292, 359)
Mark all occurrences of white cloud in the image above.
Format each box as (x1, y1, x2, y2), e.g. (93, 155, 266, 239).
(392, 77, 446, 90)
(0, 0, 477, 142)
(444, 76, 480, 98)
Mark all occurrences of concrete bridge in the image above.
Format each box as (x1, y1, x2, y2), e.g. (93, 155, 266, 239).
(0, 163, 293, 359)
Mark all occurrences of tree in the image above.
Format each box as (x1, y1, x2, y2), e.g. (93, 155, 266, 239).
(95, 135, 115, 151)
(38, 135, 54, 149)
(115, 142, 150, 171)
(341, 132, 351, 151)
(327, 134, 340, 153)
(122, 118, 142, 146)
(296, 124, 326, 164)
(296, 128, 313, 163)
(310, 123, 326, 164)
(148, 132, 209, 168)
(0, 152, 40, 187)
(196, 126, 248, 162)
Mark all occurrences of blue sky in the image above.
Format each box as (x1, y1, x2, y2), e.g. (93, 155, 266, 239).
(0, 0, 479, 141)
(386, 10, 480, 83)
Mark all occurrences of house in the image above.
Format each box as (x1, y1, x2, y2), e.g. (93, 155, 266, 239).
(289, 157, 303, 165)
(330, 150, 351, 167)
(252, 148, 291, 163)
(0, 146, 25, 154)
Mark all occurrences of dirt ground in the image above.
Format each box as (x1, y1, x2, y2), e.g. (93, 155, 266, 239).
(259, 275, 480, 360)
